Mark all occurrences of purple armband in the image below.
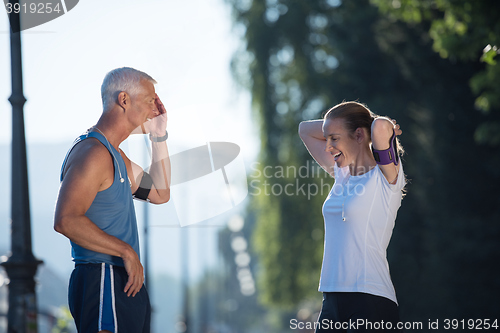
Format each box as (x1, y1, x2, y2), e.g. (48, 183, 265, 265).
(372, 130, 399, 166)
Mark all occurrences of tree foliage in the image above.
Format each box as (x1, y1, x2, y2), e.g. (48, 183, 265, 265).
(227, 0, 500, 323)
(371, 0, 500, 144)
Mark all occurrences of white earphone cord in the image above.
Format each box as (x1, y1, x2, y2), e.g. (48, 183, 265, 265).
(93, 127, 125, 183)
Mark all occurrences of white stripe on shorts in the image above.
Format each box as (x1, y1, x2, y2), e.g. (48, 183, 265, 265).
(98, 263, 118, 332)
(110, 265, 118, 332)
(99, 262, 105, 331)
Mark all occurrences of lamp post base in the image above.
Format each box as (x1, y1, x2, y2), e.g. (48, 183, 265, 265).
(1, 258, 43, 333)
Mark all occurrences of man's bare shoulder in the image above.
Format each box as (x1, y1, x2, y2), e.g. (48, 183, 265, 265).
(55, 138, 115, 222)
(63, 138, 113, 179)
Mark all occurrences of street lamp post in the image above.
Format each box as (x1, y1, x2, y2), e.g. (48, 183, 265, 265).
(1, 1, 43, 332)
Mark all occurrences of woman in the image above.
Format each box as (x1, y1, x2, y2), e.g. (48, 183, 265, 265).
(298, 101, 405, 332)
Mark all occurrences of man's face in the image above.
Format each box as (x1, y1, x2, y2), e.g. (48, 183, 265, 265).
(129, 80, 158, 126)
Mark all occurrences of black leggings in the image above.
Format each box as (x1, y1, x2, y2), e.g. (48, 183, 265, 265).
(315, 292, 400, 332)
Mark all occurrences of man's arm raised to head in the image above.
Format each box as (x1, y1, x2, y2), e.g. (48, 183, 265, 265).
(54, 140, 144, 297)
(121, 146, 171, 205)
(124, 93, 171, 204)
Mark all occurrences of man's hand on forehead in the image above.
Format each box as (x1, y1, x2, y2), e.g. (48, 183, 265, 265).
(139, 94, 167, 136)
(155, 94, 166, 115)
(131, 94, 167, 135)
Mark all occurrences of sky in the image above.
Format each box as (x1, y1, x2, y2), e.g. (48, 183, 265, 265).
(0, 0, 259, 322)
(0, 0, 256, 150)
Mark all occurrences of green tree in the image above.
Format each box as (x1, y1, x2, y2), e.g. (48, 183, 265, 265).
(370, 0, 500, 145)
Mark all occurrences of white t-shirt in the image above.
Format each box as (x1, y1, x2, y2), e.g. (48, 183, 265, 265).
(319, 162, 405, 305)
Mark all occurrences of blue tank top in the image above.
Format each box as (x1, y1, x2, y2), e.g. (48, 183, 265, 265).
(60, 131, 140, 267)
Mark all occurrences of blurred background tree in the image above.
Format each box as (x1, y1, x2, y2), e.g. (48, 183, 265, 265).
(370, 0, 500, 145)
(227, 0, 499, 329)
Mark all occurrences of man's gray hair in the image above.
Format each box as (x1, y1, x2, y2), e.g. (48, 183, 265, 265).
(101, 67, 157, 111)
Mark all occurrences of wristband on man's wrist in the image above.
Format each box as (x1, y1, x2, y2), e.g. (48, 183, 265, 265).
(149, 131, 168, 142)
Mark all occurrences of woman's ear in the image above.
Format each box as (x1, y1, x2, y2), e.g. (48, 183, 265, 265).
(355, 127, 366, 143)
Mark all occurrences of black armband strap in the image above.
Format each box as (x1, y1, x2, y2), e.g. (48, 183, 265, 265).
(132, 172, 153, 201)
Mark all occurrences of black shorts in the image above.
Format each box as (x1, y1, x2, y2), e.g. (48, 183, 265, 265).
(68, 263, 151, 333)
(315, 292, 400, 332)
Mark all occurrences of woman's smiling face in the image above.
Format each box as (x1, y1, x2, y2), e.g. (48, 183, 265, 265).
(322, 117, 361, 168)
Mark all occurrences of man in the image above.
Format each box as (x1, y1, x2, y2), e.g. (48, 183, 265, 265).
(54, 67, 171, 332)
